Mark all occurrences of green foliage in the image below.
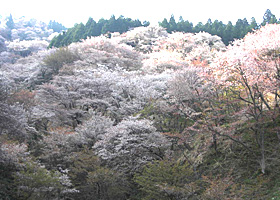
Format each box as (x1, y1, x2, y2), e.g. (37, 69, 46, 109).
(49, 16, 149, 48)
(48, 20, 66, 33)
(87, 168, 129, 200)
(48, 23, 87, 47)
(134, 159, 199, 200)
(0, 156, 17, 199)
(138, 102, 191, 133)
(49, 10, 279, 48)
(68, 149, 129, 200)
(261, 9, 279, 26)
(13, 161, 63, 200)
(37, 47, 80, 84)
(84, 17, 99, 37)
(159, 15, 255, 45)
(3, 12, 280, 200)
(159, 10, 279, 45)
(43, 47, 80, 73)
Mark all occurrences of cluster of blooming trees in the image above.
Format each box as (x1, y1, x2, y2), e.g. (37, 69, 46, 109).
(0, 15, 57, 41)
(1, 23, 280, 199)
(0, 15, 62, 66)
(207, 24, 280, 174)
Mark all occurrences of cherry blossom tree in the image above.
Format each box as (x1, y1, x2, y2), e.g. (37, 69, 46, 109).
(35, 66, 170, 130)
(0, 75, 29, 141)
(0, 49, 52, 89)
(75, 111, 114, 146)
(70, 35, 143, 71)
(94, 117, 170, 174)
(119, 25, 168, 53)
(10, 16, 54, 41)
(0, 35, 6, 52)
(142, 31, 225, 72)
(6, 39, 49, 57)
(207, 24, 280, 173)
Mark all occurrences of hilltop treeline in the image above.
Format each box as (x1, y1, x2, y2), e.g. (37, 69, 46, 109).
(49, 9, 280, 47)
(2, 12, 280, 198)
(2, 24, 280, 199)
(159, 9, 280, 45)
(49, 16, 150, 47)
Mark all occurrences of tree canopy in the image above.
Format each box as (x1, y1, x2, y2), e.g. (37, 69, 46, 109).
(2, 9, 280, 200)
(49, 16, 150, 48)
(159, 9, 280, 45)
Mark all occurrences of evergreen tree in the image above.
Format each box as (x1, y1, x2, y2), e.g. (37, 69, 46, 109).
(101, 15, 117, 34)
(194, 22, 204, 32)
(177, 16, 193, 33)
(116, 15, 129, 33)
(72, 23, 86, 42)
(49, 11, 274, 48)
(204, 19, 213, 33)
(249, 17, 259, 31)
(169, 15, 177, 33)
(223, 21, 234, 45)
(233, 19, 249, 39)
(49, 16, 149, 48)
(84, 17, 99, 38)
(261, 9, 278, 26)
(177, 16, 184, 32)
(159, 18, 170, 32)
(48, 20, 66, 32)
(211, 20, 224, 36)
(6, 14, 14, 30)
(143, 21, 150, 27)
(96, 18, 107, 35)
(5, 14, 14, 40)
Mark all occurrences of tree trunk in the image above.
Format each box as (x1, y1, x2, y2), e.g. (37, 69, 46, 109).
(260, 130, 266, 174)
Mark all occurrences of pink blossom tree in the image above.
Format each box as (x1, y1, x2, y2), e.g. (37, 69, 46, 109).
(207, 24, 280, 173)
(143, 31, 225, 72)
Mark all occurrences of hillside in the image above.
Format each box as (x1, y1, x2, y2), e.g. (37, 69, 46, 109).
(49, 9, 280, 48)
(1, 20, 280, 200)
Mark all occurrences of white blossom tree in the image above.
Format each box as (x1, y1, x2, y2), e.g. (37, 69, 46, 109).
(119, 25, 168, 53)
(94, 117, 170, 173)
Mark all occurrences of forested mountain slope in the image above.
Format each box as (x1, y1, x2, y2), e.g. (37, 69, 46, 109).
(49, 9, 280, 48)
(1, 19, 280, 200)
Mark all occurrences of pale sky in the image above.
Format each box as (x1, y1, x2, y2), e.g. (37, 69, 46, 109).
(1, 0, 280, 27)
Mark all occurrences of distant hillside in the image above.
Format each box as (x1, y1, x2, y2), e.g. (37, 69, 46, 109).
(0, 15, 66, 64)
(1, 10, 280, 200)
(0, 15, 65, 41)
(49, 9, 280, 48)
(49, 15, 150, 48)
(2, 24, 280, 199)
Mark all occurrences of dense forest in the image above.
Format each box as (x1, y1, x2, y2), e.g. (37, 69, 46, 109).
(49, 16, 150, 48)
(1, 9, 280, 200)
(49, 9, 279, 47)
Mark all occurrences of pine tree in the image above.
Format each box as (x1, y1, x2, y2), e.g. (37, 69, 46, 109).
(177, 16, 193, 33)
(249, 17, 259, 31)
(159, 18, 170, 32)
(223, 21, 234, 45)
(84, 17, 98, 37)
(72, 23, 86, 42)
(48, 20, 66, 32)
(6, 14, 14, 30)
(261, 9, 278, 26)
(169, 15, 177, 33)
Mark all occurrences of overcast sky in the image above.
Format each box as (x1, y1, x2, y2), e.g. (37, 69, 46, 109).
(1, 0, 280, 27)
